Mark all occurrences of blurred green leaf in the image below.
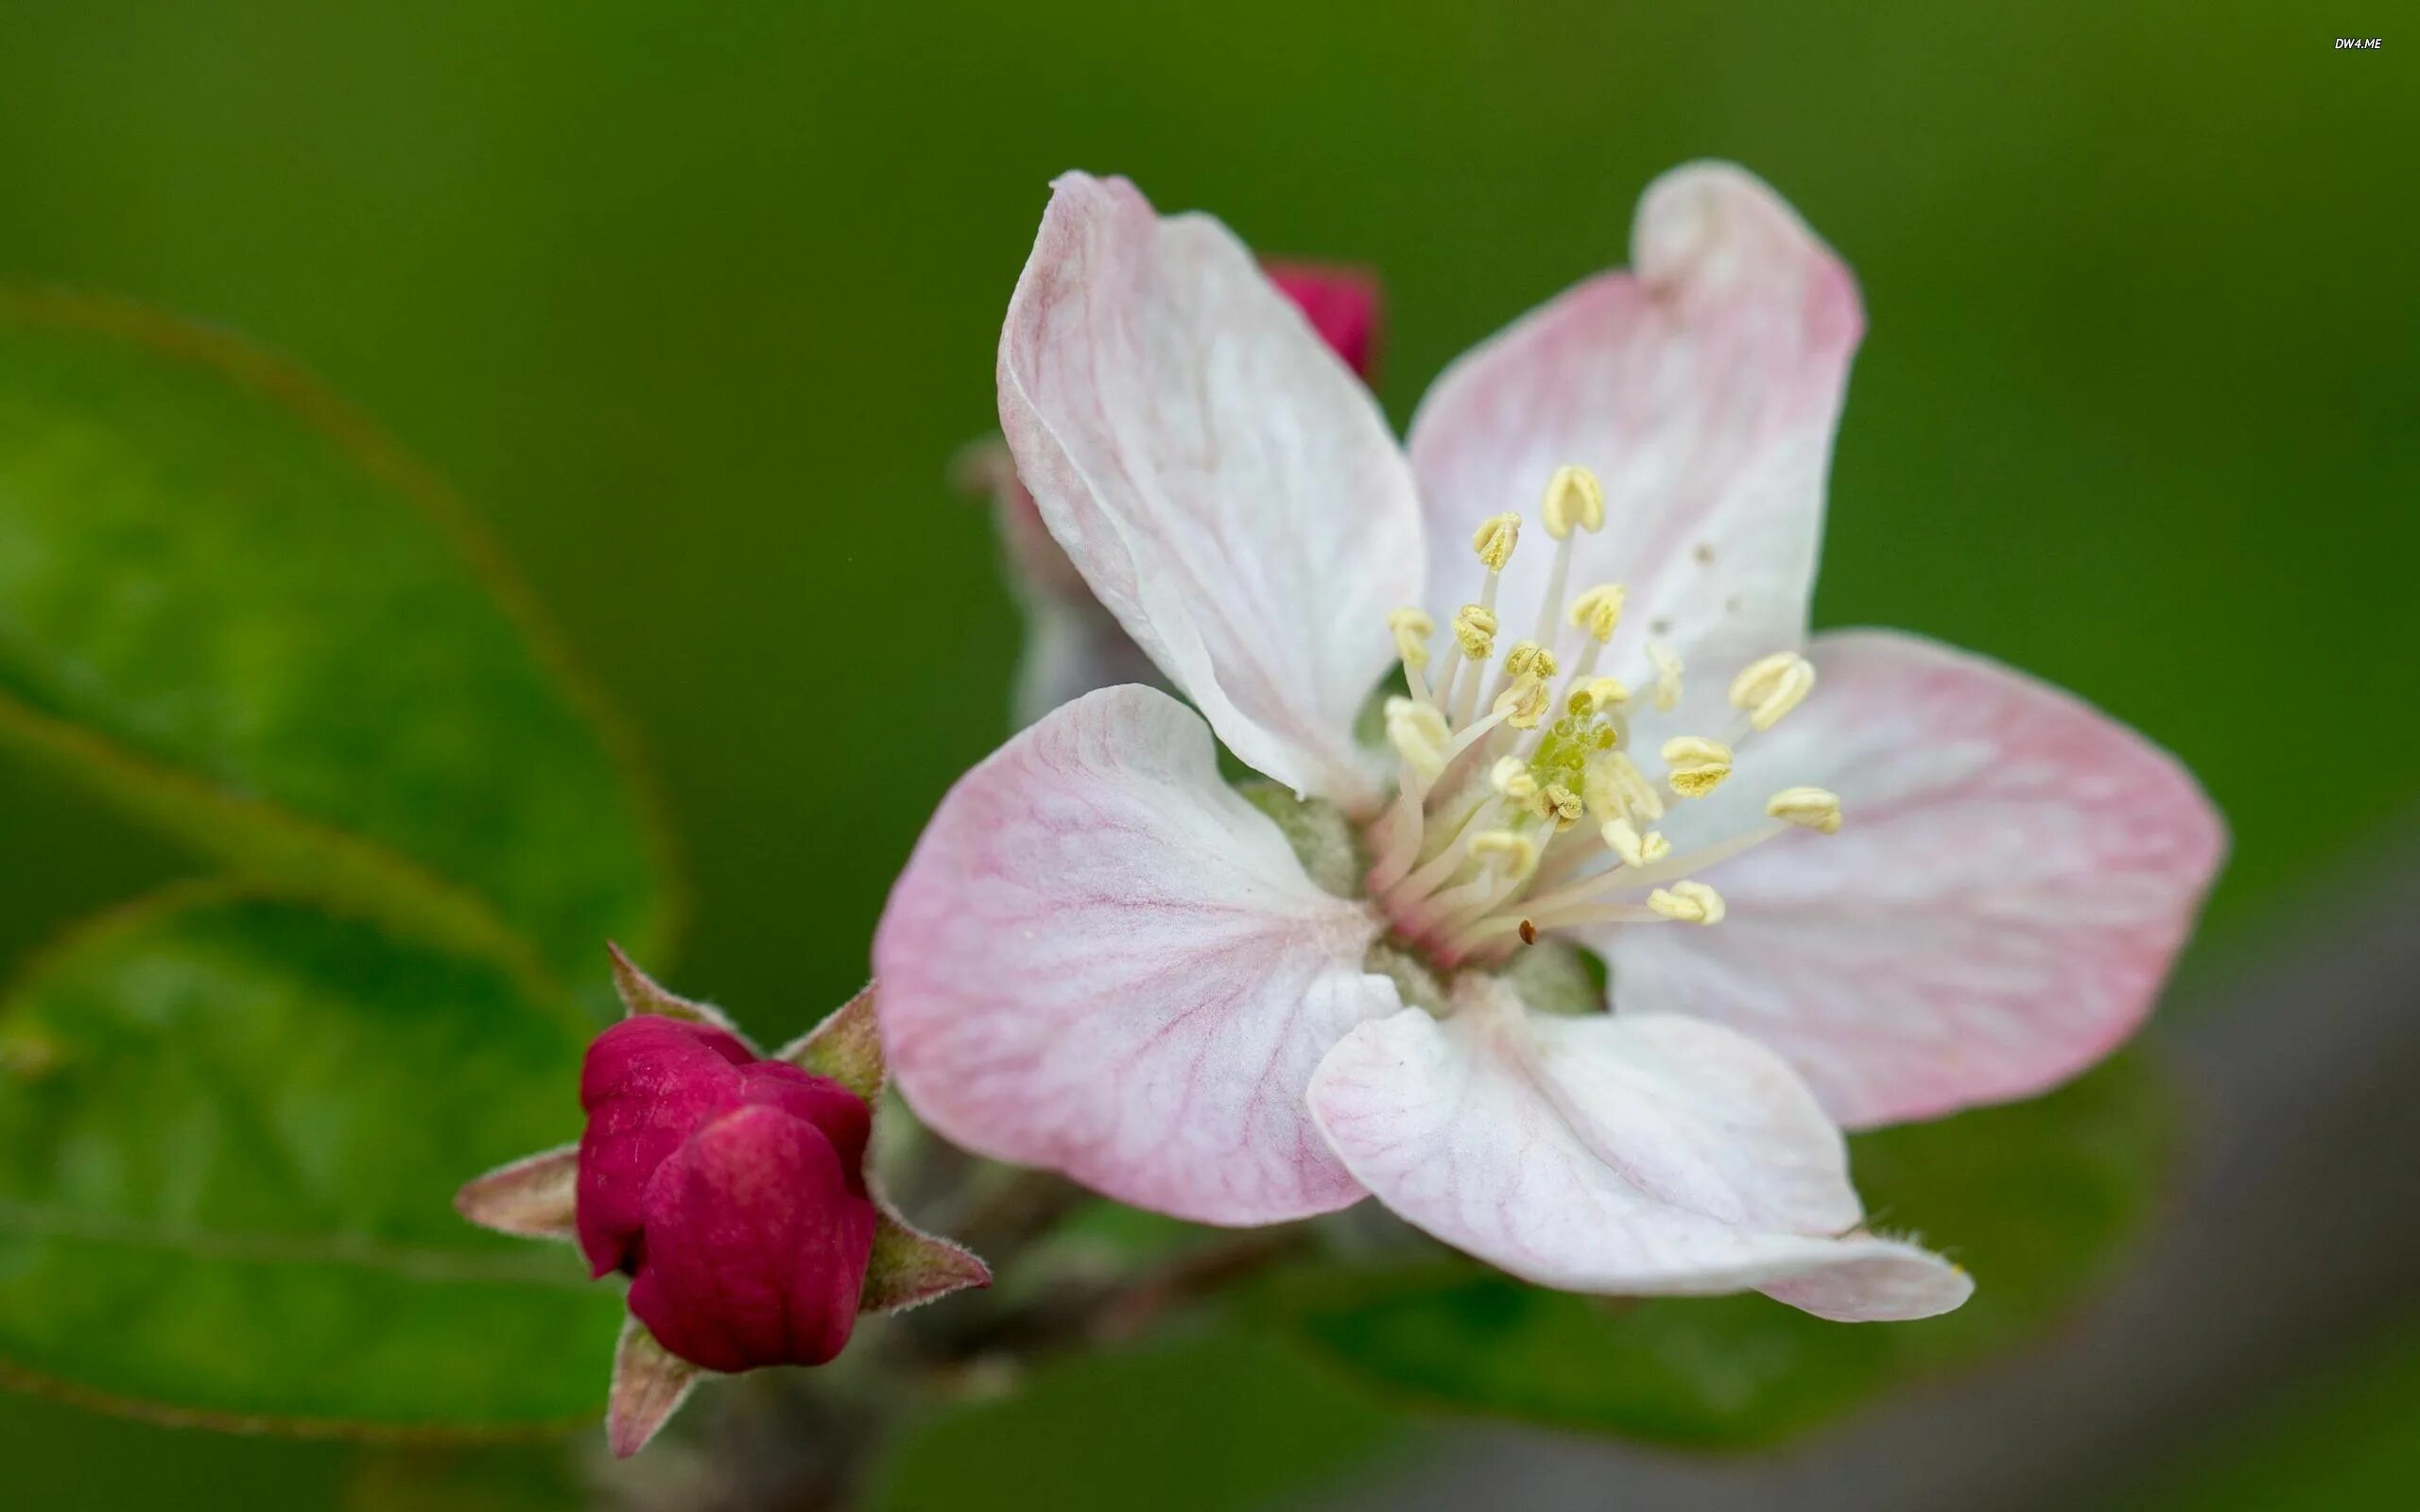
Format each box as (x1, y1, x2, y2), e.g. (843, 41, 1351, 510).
(1270, 1054, 2172, 1446)
(345, 1444, 581, 1512)
(0, 890, 619, 1433)
(0, 291, 674, 1000)
(873, 1331, 1403, 1512)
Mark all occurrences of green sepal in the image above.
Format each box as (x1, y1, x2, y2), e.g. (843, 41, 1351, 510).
(778, 983, 882, 1104)
(607, 943, 747, 1041)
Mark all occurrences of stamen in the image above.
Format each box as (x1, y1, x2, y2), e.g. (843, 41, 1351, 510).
(1489, 638, 1558, 715)
(1648, 640, 1684, 712)
(1536, 782, 1583, 829)
(1529, 466, 1603, 647)
(1584, 750, 1667, 823)
(1495, 675, 1551, 730)
(1541, 465, 1605, 539)
(1501, 640, 1558, 681)
(1382, 781, 1514, 909)
(1660, 735, 1735, 799)
(1566, 676, 1630, 716)
(1443, 604, 1500, 725)
(1430, 522, 1519, 730)
(1450, 605, 1497, 660)
(1728, 651, 1816, 730)
(1385, 697, 1452, 782)
(1468, 829, 1540, 877)
(1489, 757, 1537, 801)
(1389, 607, 1436, 704)
(1371, 723, 1504, 898)
(1600, 818, 1670, 868)
(1568, 583, 1626, 643)
(1648, 881, 1726, 925)
(1436, 706, 1514, 767)
(1767, 785, 1843, 834)
(1472, 512, 1522, 571)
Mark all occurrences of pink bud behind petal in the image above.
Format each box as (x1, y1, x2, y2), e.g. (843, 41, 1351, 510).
(1265, 262, 1383, 382)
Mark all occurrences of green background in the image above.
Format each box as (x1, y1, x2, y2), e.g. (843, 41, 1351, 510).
(0, 1, 2411, 1507)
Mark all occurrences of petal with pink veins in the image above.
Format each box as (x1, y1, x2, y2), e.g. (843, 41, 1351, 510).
(876, 685, 1401, 1225)
(1307, 974, 1971, 1321)
(999, 173, 1425, 812)
(1407, 163, 1860, 724)
(1603, 629, 2227, 1128)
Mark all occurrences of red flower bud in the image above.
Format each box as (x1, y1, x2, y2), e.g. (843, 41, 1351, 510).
(576, 1017, 876, 1373)
(1265, 262, 1383, 382)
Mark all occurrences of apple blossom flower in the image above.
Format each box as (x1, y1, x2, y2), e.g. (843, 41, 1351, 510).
(457, 950, 988, 1456)
(875, 164, 2225, 1323)
(961, 261, 1383, 725)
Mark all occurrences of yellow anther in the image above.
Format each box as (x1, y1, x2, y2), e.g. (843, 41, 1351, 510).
(1565, 676, 1631, 717)
(1767, 785, 1843, 834)
(1537, 782, 1584, 829)
(1583, 750, 1667, 823)
(1389, 608, 1435, 671)
(1661, 735, 1734, 798)
(1495, 675, 1552, 730)
(1452, 604, 1498, 660)
(1501, 639, 1558, 680)
(1542, 465, 1605, 539)
(1489, 756, 1538, 800)
(1469, 829, 1540, 876)
(1383, 697, 1451, 782)
(1647, 640, 1684, 713)
(1471, 512, 1522, 571)
(1728, 651, 1816, 730)
(1648, 880, 1726, 925)
(1600, 817, 1671, 868)
(1567, 583, 1627, 643)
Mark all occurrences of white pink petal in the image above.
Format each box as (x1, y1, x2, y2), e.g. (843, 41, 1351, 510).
(1407, 162, 1861, 724)
(1307, 974, 1969, 1320)
(875, 685, 1399, 1225)
(1605, 628, 2226, 1127)
(998, 173, 1425, 811)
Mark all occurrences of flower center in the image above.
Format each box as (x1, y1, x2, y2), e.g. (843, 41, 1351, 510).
(1362, 465, 1840, 972)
